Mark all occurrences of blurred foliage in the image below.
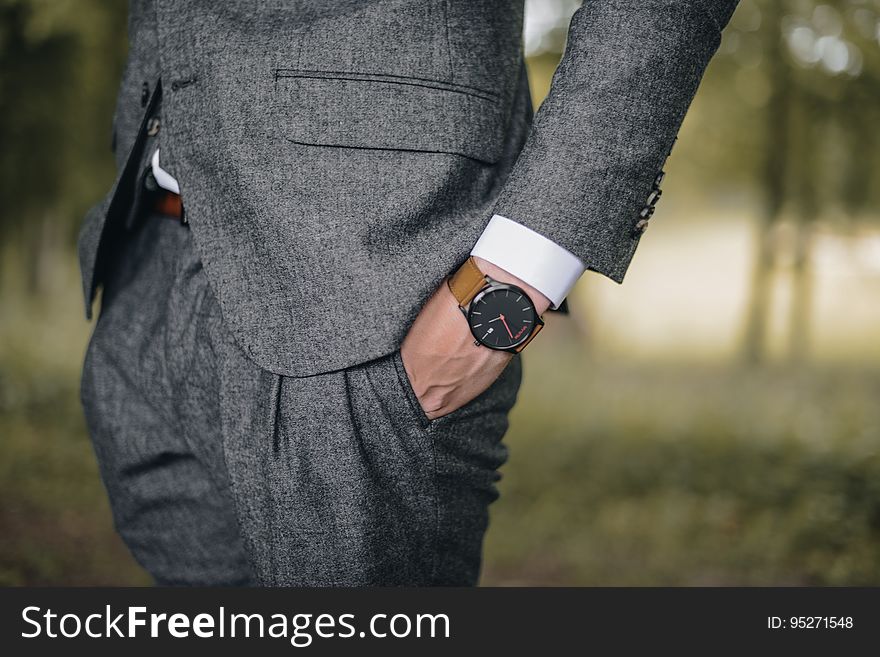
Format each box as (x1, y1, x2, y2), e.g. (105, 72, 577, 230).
(0, 0, 126, 289)
(485, 342, 880, 585)
(682, 0, 880, 215)
(2, 0, 880, 585)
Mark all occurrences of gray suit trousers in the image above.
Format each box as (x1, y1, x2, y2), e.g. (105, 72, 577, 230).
(81, 213, 522, 586)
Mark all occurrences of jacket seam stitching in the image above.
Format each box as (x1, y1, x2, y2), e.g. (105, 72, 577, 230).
(274, 68, 498, 102)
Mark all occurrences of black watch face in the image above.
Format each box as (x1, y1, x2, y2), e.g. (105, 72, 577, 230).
(467, 284, 537, 350)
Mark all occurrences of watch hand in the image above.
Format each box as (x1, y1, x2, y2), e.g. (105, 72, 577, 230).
(488, 316, 502, 323)
(499, 314, 514, 339)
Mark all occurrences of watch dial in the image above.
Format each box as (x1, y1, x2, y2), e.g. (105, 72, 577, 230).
(467, 285, 537, 350)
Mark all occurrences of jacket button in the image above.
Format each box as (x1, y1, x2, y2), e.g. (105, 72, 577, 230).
(646, 188, 662, 207)
(639, 205, 655, 219)
(635, 218, 650, 234)
(654, 171, 665, 187)
(146, 117, 161, 136)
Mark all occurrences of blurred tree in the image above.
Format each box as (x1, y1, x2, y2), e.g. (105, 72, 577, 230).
(783, 0, 880, 362)
(741, 0, 793, 364)
(714, 0, 880, 362)
(519, 0, 880, 361)
(0, 0, 126, 292)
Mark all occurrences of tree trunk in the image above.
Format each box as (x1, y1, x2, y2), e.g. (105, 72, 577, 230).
(742, 221, 776, 363)
(787, 98, 820, 364)
(788, 222, 813, 362)
(741, 1, 790, 364)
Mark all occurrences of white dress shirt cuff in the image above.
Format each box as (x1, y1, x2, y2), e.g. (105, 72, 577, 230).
(470, 214, 585, 310)
(151, 148, 181, 194)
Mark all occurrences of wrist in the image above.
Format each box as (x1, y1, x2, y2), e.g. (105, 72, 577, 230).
(471, 256, 553, 316)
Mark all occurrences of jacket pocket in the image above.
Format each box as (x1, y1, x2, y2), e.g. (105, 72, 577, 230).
(272, 69, 508, 165)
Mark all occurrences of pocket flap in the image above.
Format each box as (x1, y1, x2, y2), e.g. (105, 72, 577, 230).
(273, 70, 508, 165)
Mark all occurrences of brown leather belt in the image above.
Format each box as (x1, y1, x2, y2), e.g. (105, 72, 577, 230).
(153, 190, 185, 221)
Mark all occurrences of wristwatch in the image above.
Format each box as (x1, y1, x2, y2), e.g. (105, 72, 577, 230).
(447, 257, 544, 353)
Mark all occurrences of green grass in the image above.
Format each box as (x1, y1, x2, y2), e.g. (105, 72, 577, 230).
(2, 257, 880, 586)
(483, 345, 880, 585)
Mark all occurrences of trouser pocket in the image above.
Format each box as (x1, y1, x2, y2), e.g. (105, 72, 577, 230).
(356, 349, 524, 584)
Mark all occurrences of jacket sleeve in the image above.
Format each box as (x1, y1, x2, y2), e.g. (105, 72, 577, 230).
(491, 0, 740, 283)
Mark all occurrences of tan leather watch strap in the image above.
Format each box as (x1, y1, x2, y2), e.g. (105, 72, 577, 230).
(447, 257, 488, 307)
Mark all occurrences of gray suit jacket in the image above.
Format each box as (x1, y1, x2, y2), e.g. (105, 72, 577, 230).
(79, 0, 739, 376)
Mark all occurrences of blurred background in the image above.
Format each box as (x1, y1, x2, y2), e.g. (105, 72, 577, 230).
(1, 0, 879, 585)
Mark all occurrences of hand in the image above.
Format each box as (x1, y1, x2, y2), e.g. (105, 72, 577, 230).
(400, 257, 552, 420)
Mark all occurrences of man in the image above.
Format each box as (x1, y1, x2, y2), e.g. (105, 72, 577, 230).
(79, 0, 739, 586)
